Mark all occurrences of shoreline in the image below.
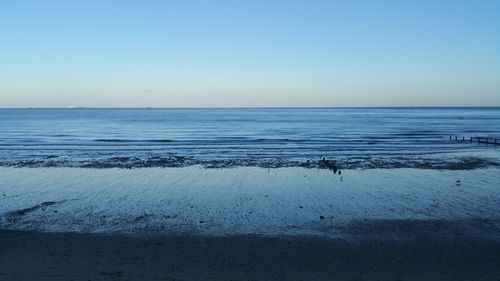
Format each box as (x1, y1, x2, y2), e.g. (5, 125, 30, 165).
(1, 152, 499, 170)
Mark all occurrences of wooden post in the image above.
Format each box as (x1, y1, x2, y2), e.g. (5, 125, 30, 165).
(455, 136, 457, 140)
(462, 137, 465, 141)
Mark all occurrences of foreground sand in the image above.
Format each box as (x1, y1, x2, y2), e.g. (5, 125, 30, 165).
(1, 226, 500, 281)
(1, 167, 499, 280)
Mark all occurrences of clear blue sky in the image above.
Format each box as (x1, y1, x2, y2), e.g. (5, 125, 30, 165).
(1, 0, 499, 107)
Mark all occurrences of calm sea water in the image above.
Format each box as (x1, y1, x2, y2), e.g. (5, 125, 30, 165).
(0, 108, 499, 168)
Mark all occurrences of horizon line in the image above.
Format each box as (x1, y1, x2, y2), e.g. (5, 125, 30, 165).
(1, 106, 499, 109)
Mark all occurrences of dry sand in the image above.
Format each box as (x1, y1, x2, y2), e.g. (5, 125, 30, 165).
(1, 219, 500, 281)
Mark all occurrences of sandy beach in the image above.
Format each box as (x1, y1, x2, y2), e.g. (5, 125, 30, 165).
(2, 223, 500, 281)
(1, 167, 500, 280)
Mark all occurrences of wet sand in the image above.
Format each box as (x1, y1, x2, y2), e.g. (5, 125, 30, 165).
(2, 167, 500, 236)
(1, 223, 500, 281)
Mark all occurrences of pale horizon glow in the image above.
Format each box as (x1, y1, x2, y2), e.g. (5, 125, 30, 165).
(1, 0, 499, 108)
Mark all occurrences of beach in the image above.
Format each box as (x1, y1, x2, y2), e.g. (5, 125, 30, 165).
(1, 167, 500, 280)
(2, 224, 500, 281)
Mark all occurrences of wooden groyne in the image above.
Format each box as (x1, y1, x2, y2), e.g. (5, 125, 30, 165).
(450, 136, 499, 145)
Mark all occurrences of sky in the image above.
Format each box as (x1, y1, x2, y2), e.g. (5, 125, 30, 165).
(1, 0, 499, 108)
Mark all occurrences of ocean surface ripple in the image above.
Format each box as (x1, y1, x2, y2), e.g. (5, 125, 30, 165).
(0, 108, 499, 169)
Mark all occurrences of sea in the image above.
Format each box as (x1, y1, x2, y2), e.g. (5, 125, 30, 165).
(0, 107, 499, 169)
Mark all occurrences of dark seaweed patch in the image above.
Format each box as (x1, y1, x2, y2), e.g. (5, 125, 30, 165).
(5, 201, 62, 223)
